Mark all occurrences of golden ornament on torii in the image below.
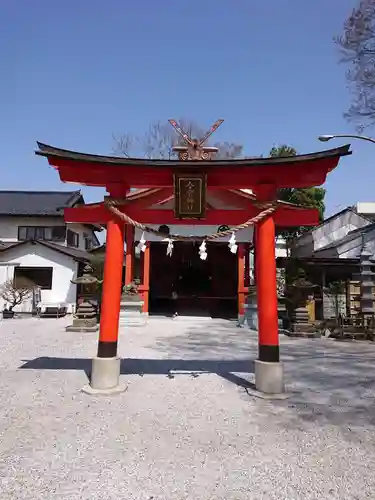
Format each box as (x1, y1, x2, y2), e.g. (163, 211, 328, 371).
(168, 118, 224, 219)
(168, 118, 224, 160)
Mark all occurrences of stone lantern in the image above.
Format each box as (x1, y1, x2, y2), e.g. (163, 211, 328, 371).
(352, 241, 375, 330)
(286, 270, 319, 338)
(357, 242, 375, 318)
(66, 263, 101, 332)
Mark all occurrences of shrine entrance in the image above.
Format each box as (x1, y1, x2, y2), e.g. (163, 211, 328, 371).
(149, 241, 238, 318)
(35, 117, 350, 396)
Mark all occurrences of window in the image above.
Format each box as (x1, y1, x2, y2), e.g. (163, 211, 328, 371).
(84, 236, 92, 250)
(50, 226, 66, 241)
(67, 229, 79, 248)
(14, 267, 53, 290)
(18, 226, 66, 242)
(18, 226, 41, 240)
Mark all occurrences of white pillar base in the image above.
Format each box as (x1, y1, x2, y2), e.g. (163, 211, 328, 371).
(254, 359, 285, 395)
(82, 356, 127, 395)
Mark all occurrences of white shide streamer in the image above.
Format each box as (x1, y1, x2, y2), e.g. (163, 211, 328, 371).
(165, 238, 174, 257)
(136, 232, 147, 253)
(199, 241, 208, 260)
(228, 232, 238, 254)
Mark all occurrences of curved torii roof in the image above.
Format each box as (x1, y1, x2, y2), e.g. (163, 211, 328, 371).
(36, 142, 351, 168)
(35, 142, 351, 191)
(35, 142, 351, 227)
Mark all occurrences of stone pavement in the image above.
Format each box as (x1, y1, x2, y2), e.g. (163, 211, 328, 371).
(0, 316, 374, 499)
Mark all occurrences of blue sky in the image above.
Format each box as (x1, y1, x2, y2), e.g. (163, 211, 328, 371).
(1, 0, 368, 216)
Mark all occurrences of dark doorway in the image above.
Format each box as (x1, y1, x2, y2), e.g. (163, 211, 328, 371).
(149, 242, 238, 318)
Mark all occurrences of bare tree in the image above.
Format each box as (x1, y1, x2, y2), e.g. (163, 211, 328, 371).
(212, 141, 244, 159)
(0, 279, 33, 311)
(335, 0, 375, 129)
(113, 118, 243, 159)
(111, 132, 134, 158)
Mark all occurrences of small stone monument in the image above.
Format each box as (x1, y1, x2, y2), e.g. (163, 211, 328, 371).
(119, 278, 146, 327)
(285, 270, 320, 338)
(66, 263, 100, 332)
(245, 286, 259, 331)
(238, 286, 258, 331)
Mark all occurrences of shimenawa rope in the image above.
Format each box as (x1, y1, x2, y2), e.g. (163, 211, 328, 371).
(103, 197, 278, 242)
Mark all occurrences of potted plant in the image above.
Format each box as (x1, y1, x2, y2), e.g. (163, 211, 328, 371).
(0, 279, 33, 319)
(2, 307, 14, 319)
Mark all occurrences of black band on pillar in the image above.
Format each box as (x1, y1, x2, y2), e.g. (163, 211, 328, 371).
(258, 344, 279, 363)
(97, 341, 118, 358)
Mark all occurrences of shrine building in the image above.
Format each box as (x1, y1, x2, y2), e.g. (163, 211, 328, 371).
(35, 139, 350, 396)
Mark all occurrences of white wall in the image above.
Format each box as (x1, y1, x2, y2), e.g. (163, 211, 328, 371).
(355, 202, 375, 220)
(67, 223, 98, 251)
(0, 242, 79, 313)
(0, 263, 19, 303)
(0, 216, 97, 251)
(0, 216, 64, 242)
(275, 236, 287, 258)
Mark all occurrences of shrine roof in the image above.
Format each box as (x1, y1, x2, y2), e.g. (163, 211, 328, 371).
(0, 240, 91, 262)
(0, 189, 83, 216)
(36, 142, 351, 168)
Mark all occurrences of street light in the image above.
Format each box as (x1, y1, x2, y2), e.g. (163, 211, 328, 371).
(318, 134, 375, 145)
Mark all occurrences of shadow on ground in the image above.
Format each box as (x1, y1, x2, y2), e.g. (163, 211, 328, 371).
(20, 356, 255, 388)
(147, 323, 375, 428)
(18, 320, 375, 429)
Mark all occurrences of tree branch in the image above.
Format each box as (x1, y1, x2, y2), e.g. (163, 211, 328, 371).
(0, 279, 33, 310)
(335, 0, 375, 128)
(111, 119, 243, 160)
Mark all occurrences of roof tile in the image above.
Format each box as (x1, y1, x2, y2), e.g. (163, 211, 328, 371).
(0, 190, 82, 216)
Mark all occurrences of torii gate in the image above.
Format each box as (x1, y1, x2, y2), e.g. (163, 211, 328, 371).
(35, 140, 351, 396)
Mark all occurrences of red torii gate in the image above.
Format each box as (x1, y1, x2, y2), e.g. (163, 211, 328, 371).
(35, 142, 351, 395)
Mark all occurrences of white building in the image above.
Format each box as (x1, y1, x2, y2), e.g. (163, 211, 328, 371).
(0, 190, 101, 314)
(354, 202, 375, 221)
(287, 205, 375, 320)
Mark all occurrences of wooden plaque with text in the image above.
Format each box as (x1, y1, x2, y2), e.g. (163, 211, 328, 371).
(173, 172, 206, 219)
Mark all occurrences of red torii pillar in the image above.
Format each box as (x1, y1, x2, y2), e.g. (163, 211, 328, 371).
(254, 213, 284, 394)
(86, 189, 127, 394)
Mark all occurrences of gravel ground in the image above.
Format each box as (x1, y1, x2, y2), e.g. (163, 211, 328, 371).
(0, 316, 374, 500)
